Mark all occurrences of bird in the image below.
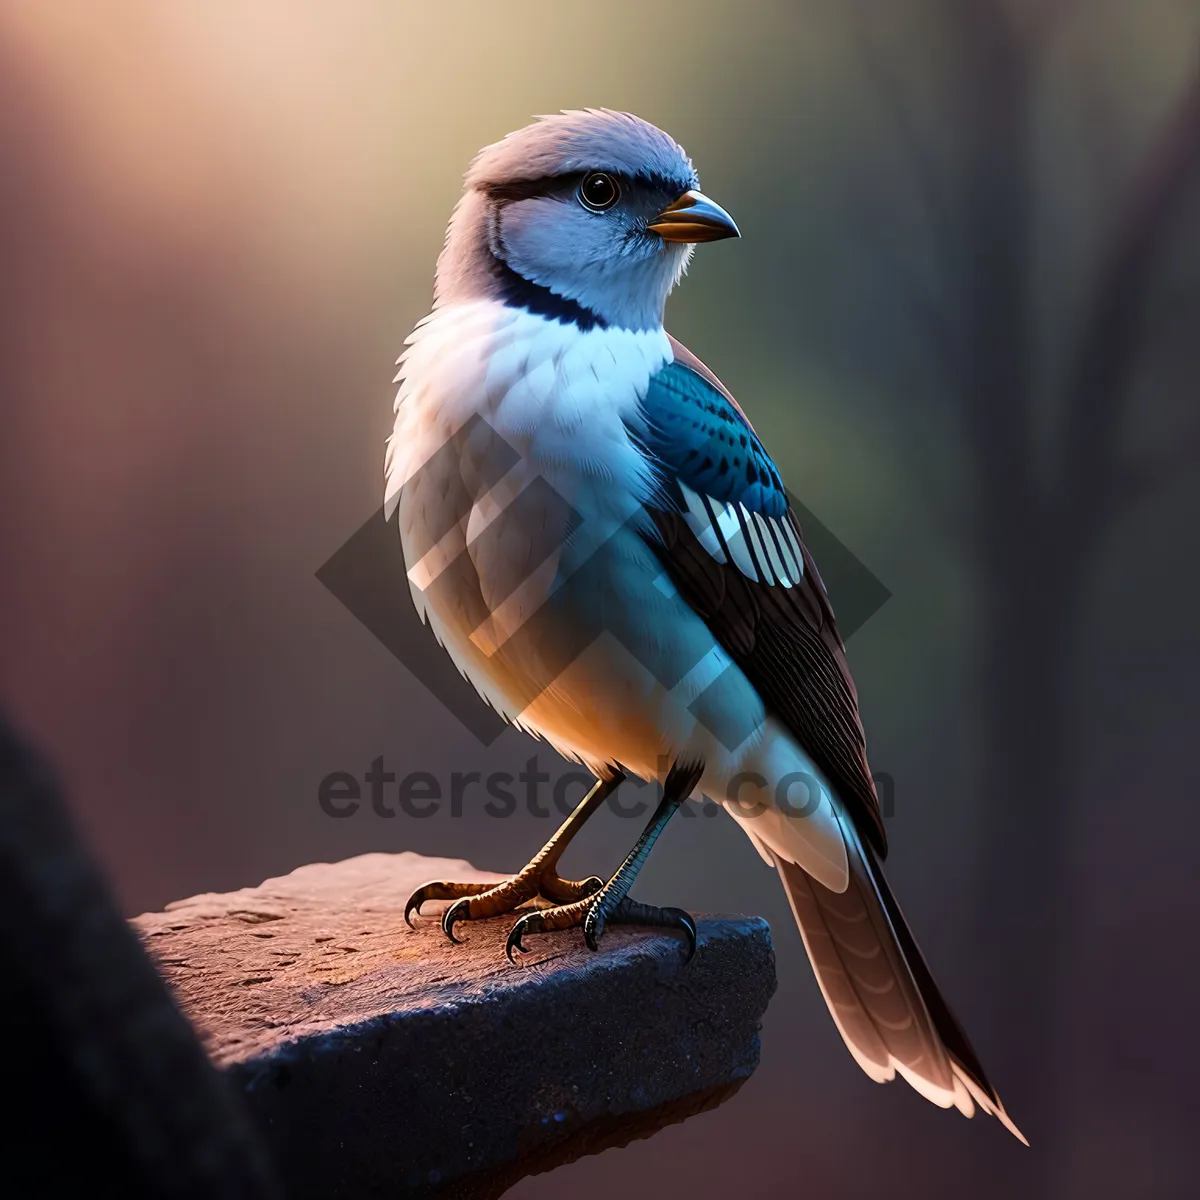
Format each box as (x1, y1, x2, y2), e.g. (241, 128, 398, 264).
(386, 109, 1025, 1142)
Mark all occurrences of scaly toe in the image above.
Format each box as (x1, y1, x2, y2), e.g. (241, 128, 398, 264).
(602, 898, 697, 960)
(404, 879, 490, 929)
(539, 872, 605, 904)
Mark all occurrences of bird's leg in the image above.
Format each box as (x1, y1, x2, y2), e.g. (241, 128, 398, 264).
(506, 759, 704, 964)
(404, 770, 624, 941)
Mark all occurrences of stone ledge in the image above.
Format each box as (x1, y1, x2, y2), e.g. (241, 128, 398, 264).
(134, 852, 776, 1199)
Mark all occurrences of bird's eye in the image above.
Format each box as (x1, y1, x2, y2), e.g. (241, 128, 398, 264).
(578, 171, 620, 212)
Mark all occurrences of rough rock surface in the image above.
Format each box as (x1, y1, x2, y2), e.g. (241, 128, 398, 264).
(134, 852, 776, 1199)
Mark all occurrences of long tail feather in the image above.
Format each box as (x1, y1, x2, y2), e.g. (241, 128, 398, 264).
(773, 828, 1027, 1144)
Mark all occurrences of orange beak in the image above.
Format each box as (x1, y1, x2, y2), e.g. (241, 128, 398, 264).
(648, 189, 740, 243)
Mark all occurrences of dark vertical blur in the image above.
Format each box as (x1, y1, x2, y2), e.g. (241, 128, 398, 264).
(2, 2, 1198, 1197)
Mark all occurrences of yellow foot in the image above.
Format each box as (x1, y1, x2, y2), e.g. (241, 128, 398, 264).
(505, 894, 696, 964)
(404, 868, 603, 942)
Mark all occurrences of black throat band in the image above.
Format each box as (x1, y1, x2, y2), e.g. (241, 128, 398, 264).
(490, 257, 608, 332)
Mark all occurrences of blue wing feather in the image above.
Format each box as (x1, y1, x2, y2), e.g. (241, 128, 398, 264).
(632, 342, 888, 857)
(637, 360, 788, 519)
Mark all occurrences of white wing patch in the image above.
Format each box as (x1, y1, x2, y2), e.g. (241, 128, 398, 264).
(677, 483, 804, 588)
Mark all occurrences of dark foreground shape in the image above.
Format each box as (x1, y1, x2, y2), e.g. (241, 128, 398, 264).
(134, 853, 777, 1199)
(0, 713, 281, 1198)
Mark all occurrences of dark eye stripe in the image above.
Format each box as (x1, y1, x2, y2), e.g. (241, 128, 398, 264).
(482, 175, 576, 203)
(481, 170, 689, 204)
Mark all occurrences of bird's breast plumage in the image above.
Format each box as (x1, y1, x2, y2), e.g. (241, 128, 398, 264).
(385, 298, 853, 889)
(386, 300, 670, 518)
(385, 300, 673, 738)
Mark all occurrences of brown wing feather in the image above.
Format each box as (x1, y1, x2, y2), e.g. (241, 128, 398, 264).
(651, 337, 887, 854)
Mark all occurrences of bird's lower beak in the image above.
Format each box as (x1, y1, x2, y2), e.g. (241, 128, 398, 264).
(648, 189, 740, 243)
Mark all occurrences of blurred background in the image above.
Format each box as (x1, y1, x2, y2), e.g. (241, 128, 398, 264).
(2, 1, 1198, 1196)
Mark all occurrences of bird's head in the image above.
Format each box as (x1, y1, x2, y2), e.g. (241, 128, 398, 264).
(434, 109, 739, 331)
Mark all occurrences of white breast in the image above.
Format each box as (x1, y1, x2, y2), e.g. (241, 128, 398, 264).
(384, 300, 672, 719)
(385, 300, 670, 517)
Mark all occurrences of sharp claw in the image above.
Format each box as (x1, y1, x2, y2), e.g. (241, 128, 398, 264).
(583, 908, 605, 952)
(506, 912, 543, 964)
(664, 907, 697, 962)
(404, 883, 438, 928)
(442, 897, 470, 943)
(505, 924, 527, 965)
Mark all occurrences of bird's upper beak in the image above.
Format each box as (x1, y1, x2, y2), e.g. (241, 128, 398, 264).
(648, 189, 740, 243)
